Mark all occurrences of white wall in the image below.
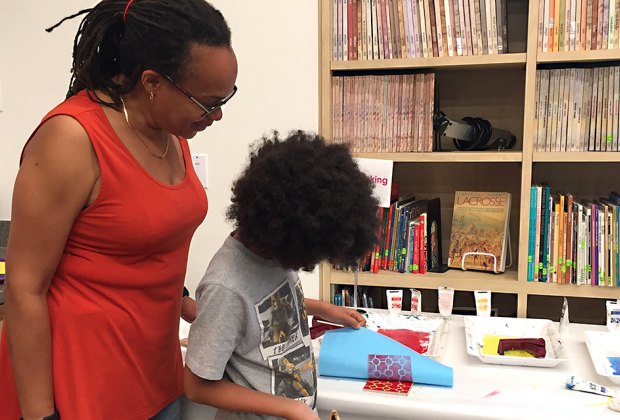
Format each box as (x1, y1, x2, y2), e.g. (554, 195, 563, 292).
(0, 1, 320, 298)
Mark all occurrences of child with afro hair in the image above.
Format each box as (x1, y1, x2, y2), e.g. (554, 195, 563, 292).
(184, 131, 379, 419)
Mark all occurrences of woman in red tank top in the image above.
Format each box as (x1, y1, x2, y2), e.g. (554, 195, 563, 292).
(0, 1, 237, 419)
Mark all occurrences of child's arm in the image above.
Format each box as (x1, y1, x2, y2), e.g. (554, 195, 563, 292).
(184, 366, 319, 420)
(305, 298, 366, 329)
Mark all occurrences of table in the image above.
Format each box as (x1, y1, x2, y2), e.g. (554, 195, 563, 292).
(316, 316, 619, 420)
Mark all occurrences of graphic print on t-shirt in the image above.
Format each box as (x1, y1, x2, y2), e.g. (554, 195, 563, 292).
(270, 344, 316, 407)
(294, 281, 310, 339)
(256, 280, 302, 359)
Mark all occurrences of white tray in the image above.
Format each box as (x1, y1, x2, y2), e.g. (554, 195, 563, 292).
(464, 316, 569, 367)
(362, 312, 448, 357)
(584, 330, 620, 385)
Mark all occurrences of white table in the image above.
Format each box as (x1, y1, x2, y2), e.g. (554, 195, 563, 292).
(316, 316, 619, 420)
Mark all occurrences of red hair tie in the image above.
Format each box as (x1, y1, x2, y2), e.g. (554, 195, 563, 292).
(123, 0, 135, 21)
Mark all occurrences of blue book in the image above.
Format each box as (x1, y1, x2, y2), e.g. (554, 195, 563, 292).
(527, 185, 538, 281)
(540, 185, 552, 282)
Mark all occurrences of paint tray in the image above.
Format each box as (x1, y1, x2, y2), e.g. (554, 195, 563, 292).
(584, 330, 620, 385)
(464, 316, 568, 367)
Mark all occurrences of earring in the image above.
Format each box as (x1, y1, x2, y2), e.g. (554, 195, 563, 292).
(149, 91, 154, 103)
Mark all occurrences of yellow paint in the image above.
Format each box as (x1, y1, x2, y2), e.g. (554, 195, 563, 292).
(481, 334, 534, 358)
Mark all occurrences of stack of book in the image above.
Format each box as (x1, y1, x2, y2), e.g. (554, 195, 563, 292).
(533, 66, 620, 152)
(332, 73, 435, 152)
(332, 0, 510, 61)
(537, 0, 620, 52)
(527, 185, 620, 286)
(336, 196, 442, 275)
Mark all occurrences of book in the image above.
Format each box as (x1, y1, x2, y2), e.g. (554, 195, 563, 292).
(447, 191, 511, 273)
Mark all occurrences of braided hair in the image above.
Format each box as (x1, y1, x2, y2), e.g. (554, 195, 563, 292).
(46, 0, 231, 109)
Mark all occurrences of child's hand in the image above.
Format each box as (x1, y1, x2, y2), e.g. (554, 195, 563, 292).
(321, 304, 366, 329)
(285, 401, 320, 420)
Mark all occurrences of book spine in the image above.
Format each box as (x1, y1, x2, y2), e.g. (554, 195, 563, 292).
(534, 186, 543, 281)
(435, 0, 446, 56)
(540, 186, 550, 282)
(528, 186, 538, 281)
(429, 0, 439, 57)
(420, 214, 427, 274)
(413, 222, 421, 273)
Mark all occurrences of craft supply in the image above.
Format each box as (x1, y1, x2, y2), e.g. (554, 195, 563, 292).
(438, 287, 454, 317)
(386, 289, 403, 315)
(363, 379, 413, 395)
(410, 288, 422, 315)
(316, 319, 345, 328)
(559, 297, 570, 335)
(606, 300, 620, 332)
(474, 290, 492, 317)
(377, 329, 432, 354)
(481, 335, 533, 358)
(362, 312, 447, 357)
(497, 338, 546, 358)
(565, 376, 618, 398)
(367, 354, 412, 382)
(319, 327, 454, 387)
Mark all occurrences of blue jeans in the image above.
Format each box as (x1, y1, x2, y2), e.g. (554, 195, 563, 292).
(151, 397, 181, 420)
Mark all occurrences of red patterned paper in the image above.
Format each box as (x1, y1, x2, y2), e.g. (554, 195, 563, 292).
(377, 329, 431, 354)
(363, 379, 413, 395)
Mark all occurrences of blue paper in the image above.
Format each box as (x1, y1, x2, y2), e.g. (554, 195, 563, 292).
(319, 327, 453, 387)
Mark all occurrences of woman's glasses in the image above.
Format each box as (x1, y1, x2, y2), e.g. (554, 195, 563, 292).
(161, 72, 237, 118)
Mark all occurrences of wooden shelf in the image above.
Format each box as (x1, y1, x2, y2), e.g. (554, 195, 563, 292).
(533, 152, 620, 162)
(319, 0, 620, 318)
(331, 53, 527, 71)
(331, 270, 620, 300)
(331, 269, 520, 293)
(354, 151, 523, 162)
(537, 50, 620, 64)
(523, 282, 620, 299)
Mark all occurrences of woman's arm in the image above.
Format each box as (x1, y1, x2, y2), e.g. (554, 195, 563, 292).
(6, 116, 98, 419)
(184, 366, 319, 420)
(304, 298, 366, 329)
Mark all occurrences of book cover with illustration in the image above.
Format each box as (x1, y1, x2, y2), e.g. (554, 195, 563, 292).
(447, 191, 511, 273)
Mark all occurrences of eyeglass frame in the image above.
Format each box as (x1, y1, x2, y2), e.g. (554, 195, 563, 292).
(161, 72, 237, 118)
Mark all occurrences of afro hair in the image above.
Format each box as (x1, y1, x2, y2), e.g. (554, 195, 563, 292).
(227, 131, 379, 271)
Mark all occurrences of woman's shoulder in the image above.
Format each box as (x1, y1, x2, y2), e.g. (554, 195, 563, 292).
(45, 90, 105, 119)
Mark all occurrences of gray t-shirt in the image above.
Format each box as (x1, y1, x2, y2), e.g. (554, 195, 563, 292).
(186, 235, 316, 420)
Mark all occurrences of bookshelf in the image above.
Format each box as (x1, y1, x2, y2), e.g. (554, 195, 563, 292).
(319, 0, 620, 319)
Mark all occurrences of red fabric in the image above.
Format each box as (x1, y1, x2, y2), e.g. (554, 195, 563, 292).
(0, 91, 208, 420)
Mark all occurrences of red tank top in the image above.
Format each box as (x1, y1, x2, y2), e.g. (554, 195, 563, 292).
(0, 91, 208, 419)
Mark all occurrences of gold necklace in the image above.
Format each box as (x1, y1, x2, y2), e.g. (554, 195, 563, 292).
(119, 96, 170, 159)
